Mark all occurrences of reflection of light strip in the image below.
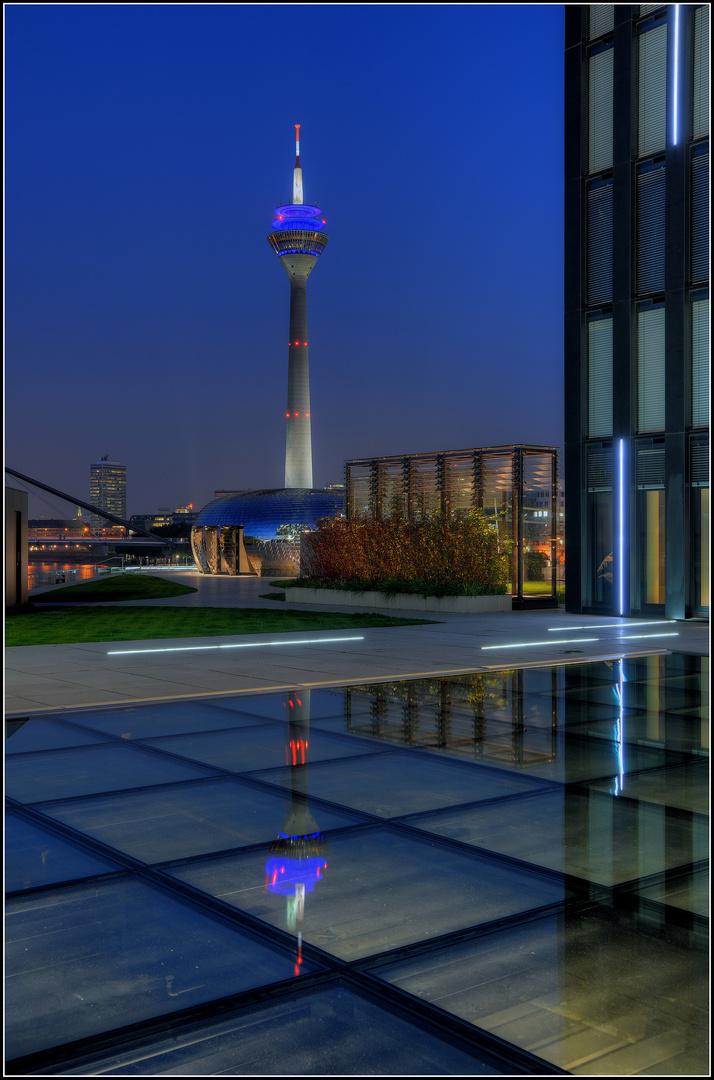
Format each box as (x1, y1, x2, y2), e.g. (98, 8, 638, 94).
(548, 620, 676, 631)
(108, 636, 365, 655)
(482, 638, 599, 650)
(618, 439, 625, 615)
(612, 658, 625, 796)
(618, 632, 679, 640)
(673, 4, 680, 145)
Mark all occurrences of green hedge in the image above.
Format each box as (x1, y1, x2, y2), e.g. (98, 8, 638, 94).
(301, 512, 509, 596)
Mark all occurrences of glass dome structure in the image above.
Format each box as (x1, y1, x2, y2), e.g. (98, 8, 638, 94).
(193, 489, 343, 541)
(191, 489, 343, 575)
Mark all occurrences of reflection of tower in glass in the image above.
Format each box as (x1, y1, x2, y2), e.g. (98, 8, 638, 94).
(264, 690, 328, 974)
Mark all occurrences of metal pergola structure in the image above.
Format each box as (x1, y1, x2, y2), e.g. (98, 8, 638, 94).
(344, 445, 560, 608)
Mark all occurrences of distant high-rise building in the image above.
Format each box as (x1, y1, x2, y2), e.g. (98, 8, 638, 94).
(89, 456, 126, 528)
(565, 4, 709, 618)
(267, 125, 329, 488)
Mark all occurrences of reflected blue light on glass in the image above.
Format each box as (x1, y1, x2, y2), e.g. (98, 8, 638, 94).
(265, 853, 327, 895)
(618, 632, 679, 640)
(481, 638, 600, 650)
(611, 659, 626, 796)
(108, 636, 364, 656)
(673, 5, 680, 145)
(613, 436, 622, 609)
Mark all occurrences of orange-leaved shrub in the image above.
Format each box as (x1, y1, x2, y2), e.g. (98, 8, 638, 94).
(300, 512, 509, 596)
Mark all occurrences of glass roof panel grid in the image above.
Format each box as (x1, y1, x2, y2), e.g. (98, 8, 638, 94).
(5, 654, 708, 1075)
(5, 875, 320, 1065)
(140, 725, 393, 774)
(27, 981, 517, 1077)
(373, 907, 709, 1076)
(36, 775, 370, 864)
(249, 749, 552, 818)
(401, 786, 709, 889)
(4, 717, 112, 754)
(5, 808, 125, 893)
(5, 742, 219, 804)
(168, 825, 573, 963)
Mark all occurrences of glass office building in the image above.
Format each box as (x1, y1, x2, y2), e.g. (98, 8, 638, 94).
(88, 458, 126, 530)
(565, 4, 709, 618)
(345, 445, 560, 606)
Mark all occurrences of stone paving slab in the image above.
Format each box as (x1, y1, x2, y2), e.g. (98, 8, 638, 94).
(7, 572, 708, 716)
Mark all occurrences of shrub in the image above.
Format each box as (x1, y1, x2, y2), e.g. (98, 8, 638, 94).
(301, 512, 509, 596)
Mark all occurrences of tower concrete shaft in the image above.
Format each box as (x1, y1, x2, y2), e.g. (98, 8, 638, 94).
(267, 127, 329, 489)
(283, 255, 315, 487)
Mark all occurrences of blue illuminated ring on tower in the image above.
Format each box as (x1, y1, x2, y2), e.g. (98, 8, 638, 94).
(267, 232, 329, 257)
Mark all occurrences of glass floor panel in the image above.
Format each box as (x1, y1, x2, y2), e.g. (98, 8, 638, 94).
(5, 875, 317, 1062)
(142, 723, 390, 773)
(170, 826, 571, 962)
(587, 759, 709, 814)
(5, 717, 111, 754)
(5, 654, 708, 1075)
(6, 742, 216, 803)
(405, 788, 708, 889)
(251, 751, 548, 817)
(376, 908, 709, 1075)
(5, 809, 123, 892)
(57, 983, 509, 1076)
(39, 776, 367, 863)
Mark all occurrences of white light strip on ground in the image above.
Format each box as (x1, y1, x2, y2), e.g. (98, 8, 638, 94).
(618, 633, 679, 640)
(673, 4, 680, 144)
(481, 639, 600, 650)
(108, 636, 365, 656)
(547, 621, 676, 631)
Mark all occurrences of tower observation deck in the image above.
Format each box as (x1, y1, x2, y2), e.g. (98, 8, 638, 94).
(267, 125, 329, 489)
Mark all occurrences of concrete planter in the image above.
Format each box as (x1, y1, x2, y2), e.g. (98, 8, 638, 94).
(283, 587, 511, 614)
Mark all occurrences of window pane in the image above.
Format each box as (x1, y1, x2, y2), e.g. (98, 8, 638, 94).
(589, 5, 614, 39)
(691, 144, 709, 283)
(692, 5, 709, 138)
(637, 445, 666, 607)
(638, 307, 665, 431)
(586, 445, 613, 606)
(692, 297, 709, 428)
(639, 21, 667, 156)
(589, 47, 614, 172)
(637, 161, 666, 293)
(588, 317, 613, 436)
(587, 181, 613, 305)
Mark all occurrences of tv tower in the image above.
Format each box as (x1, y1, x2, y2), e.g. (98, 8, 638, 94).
(268, 126, 329, 488)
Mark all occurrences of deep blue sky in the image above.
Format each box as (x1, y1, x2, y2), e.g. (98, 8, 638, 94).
(6, 4, 565, 517)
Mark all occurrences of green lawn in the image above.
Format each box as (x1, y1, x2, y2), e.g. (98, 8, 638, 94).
(32, 573, 197, 603)
(6, 605, 436, 646)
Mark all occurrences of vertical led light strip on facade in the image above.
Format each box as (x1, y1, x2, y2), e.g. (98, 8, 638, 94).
(618, 439, 625, 615)
(673, 5, 680, 144)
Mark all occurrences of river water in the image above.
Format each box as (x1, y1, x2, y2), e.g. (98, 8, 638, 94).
(28, 561, 194, 590)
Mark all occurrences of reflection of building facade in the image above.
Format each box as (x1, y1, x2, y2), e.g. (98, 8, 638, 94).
(344, 673, 560, 769)
(89, 458, 126, 530)
(565, 5, 709, 618)
(345, 445, 559, 606)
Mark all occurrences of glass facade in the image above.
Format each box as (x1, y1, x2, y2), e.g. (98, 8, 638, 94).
(565, 5, 710, 617)
(345, 445, 560, 606)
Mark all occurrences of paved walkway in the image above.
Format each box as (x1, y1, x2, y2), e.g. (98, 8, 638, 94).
(6, 572, 709, 716)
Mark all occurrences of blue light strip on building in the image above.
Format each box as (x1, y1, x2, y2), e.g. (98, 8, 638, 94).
(673, 5, 680, 145)
(618, 439, 625, 615)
